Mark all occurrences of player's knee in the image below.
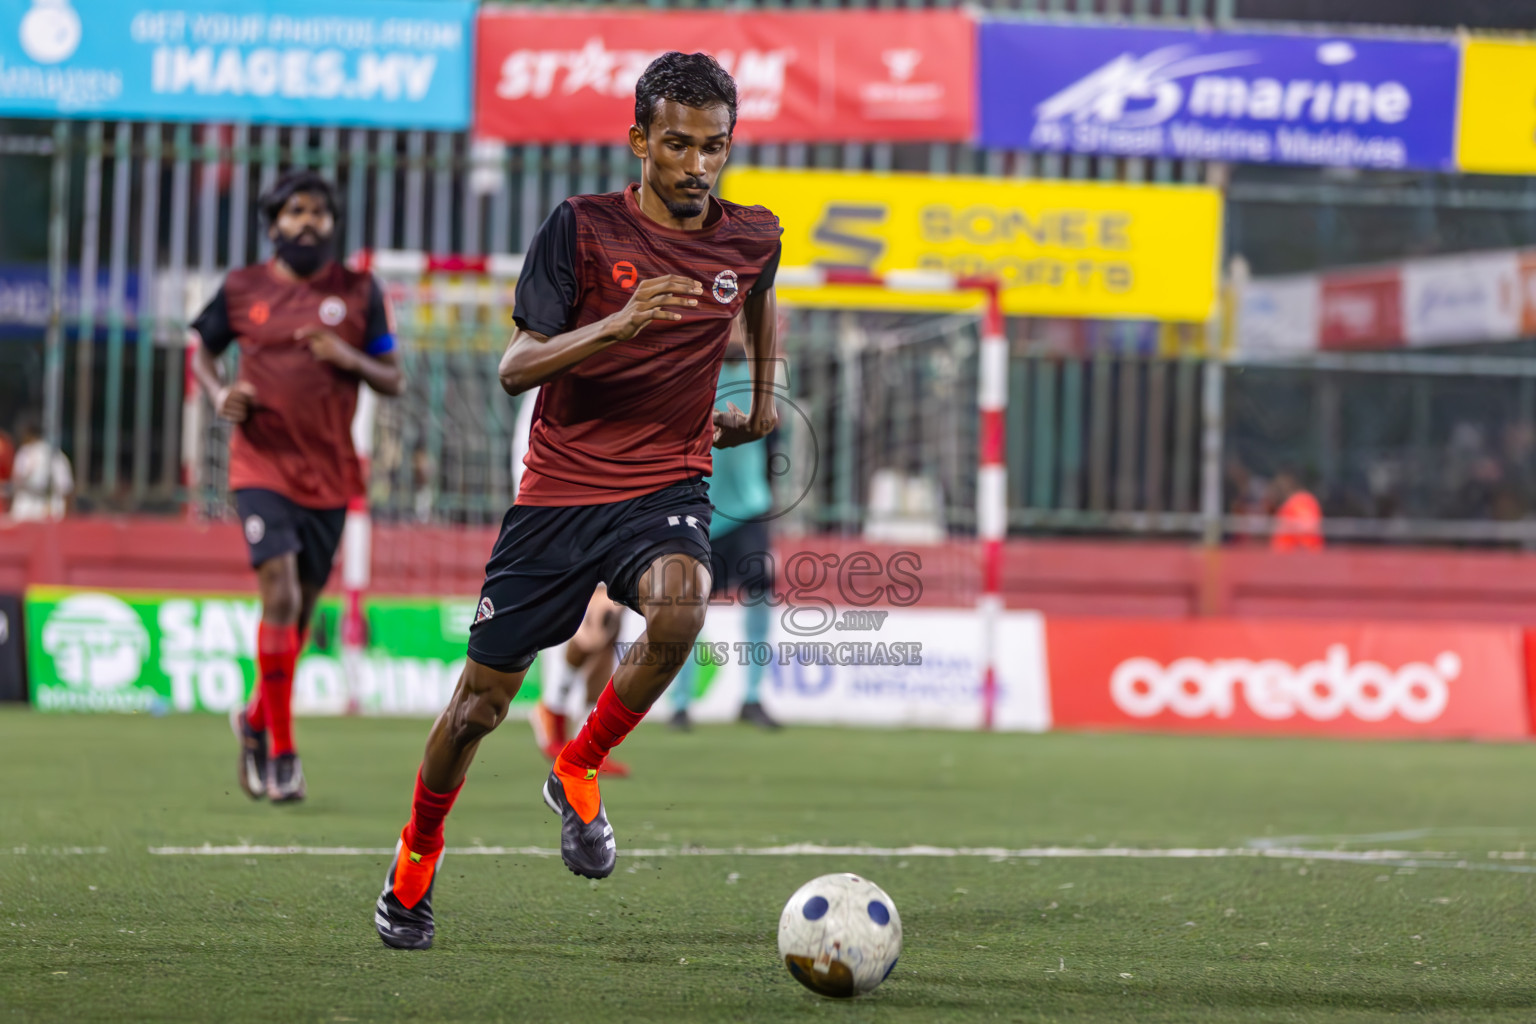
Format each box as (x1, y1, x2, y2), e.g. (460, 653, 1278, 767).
(262, 583, 301, 625)
(646, 599, 707, 646)
(447, 687, 509, 747)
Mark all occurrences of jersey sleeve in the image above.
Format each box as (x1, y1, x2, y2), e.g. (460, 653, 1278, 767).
(749, 242, 782, 296)
(363, 277, 398, 357)
(513, 201, 580, 337)
(190, 285, 235, 356)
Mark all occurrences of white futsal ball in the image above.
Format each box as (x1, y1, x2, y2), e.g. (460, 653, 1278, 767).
(777, 873, 902, 998)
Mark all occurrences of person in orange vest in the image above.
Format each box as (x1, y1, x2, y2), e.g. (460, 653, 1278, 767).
(1271, 467, 1323, 552)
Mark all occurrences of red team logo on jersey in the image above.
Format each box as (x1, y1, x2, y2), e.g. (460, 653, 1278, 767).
(250, 300, 270, 325)
(612, 261, 638, 289)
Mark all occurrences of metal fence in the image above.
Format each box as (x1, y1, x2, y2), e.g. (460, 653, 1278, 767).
(8, 2, 1536, 546)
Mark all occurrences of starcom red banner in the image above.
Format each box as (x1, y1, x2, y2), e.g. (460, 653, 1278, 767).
(473, 9, 974, 144)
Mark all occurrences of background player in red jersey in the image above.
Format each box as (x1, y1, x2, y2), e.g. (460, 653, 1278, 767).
(190, 171, 405, 804)
(375, 52, 782, 950)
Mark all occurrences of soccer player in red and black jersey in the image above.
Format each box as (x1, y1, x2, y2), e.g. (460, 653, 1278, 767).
(374, 52, 782, 950)
(190, 171, 405, 804)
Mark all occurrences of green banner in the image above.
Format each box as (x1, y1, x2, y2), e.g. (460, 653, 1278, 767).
(24, 587, 543, 715)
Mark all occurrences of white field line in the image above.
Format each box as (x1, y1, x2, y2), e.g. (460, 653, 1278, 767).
(134, 842, 1536, 873)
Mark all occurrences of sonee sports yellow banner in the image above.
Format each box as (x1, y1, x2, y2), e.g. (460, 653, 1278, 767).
(725, 169, 1223, 321)
(1457, 39, 1536, 176)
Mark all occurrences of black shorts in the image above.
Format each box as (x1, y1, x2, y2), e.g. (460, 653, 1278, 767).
(468, 477, 714, 673)
(234, 489, 347, 588)
(709, 519, 775, 597)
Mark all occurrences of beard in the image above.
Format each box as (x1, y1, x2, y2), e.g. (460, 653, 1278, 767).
(665, 196, 707, 219)
(664, 177, 711, 220)
(274, 229, 333, 277)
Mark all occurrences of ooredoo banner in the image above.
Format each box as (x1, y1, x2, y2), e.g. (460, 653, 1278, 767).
(0, 0, 474, 127)
(980, 22, 1459, 171)
(473, 9, 973, 144)
(1046, 618, 1528, 740)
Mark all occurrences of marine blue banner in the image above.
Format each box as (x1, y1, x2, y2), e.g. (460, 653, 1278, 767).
(979, 22, 1459, 171)
(0, 0, 472, 128)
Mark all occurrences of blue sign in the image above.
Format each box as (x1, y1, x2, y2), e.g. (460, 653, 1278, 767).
(0, 0, 473, 128)
(979, 23, 1459, 171)
(0, 265, 140, 340)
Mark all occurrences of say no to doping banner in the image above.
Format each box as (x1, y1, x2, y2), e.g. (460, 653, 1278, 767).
(0, 0, 473, 127)
(473, 9, 973, 144)
(23, 587, 540, 716)
(727, 169, 1222, 322)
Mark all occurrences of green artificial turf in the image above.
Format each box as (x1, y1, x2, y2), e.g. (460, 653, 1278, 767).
(2, 709, 1535, 1022)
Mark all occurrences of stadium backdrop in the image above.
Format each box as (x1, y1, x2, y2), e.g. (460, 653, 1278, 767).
(7, 2, 1536, 737)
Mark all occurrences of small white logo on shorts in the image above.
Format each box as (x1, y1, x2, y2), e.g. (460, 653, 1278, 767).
(712, 270, 739, 304)
(474, 597, 495, 625)
(244, 515, 266, 544)
(319, 296, 347, 326)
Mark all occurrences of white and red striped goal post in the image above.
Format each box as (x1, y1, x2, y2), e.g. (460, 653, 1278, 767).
(354, 252, 1009, 730)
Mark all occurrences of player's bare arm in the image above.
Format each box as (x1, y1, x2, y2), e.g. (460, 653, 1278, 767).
(713, 286, 779, 448)
(497, 274, 704, 395)
(299, 326, 405, 396)
(188, 333, 256, 423)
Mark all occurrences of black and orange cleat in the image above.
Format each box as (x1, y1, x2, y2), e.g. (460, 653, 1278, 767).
(230, 707, 268, 800)
(542, 761, 616, 879)
(267, 752, 306, 803)
(375, 831, 442, 950)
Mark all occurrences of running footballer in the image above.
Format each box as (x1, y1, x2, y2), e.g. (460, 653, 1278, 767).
(190, 171, 405, 804)
(374, 52, 782, 950)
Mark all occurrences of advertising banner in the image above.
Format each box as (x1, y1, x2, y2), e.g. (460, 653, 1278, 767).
(1319, 269, 1401, 350)
(473, 9, 973, 144)
(644, 606, 1049, 731)
(1234, 275, 1317, 357)
(1401, 251, 1520, 348)
(0, 0, 473, 127)
(1456, 39, 1536, 176)
(24, 587, 541, 715)
(1046, 618, 1528, 740)
(726, 168, 1221, 321)
(980, 23, 1459, 171)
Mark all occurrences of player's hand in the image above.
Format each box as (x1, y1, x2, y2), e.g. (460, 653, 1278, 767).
(299, 327, 358, 372)
(713, 400, 776, 448)
(214, 381, 256, 423)
(607, 275, 703, 341)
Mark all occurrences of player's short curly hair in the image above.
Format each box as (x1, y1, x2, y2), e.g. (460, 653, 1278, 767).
(634, 52, 738, 136)
(258, 170, 339, 226)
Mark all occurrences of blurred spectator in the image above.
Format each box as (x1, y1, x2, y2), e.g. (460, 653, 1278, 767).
(1224, 456, 1271, 543)
(1270, 467, 1323, 552)
(412, 447, 435, 523)
(9, 416, 73, 522)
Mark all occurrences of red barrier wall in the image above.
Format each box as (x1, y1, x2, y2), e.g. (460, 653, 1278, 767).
(7, 519, 1536, 625)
